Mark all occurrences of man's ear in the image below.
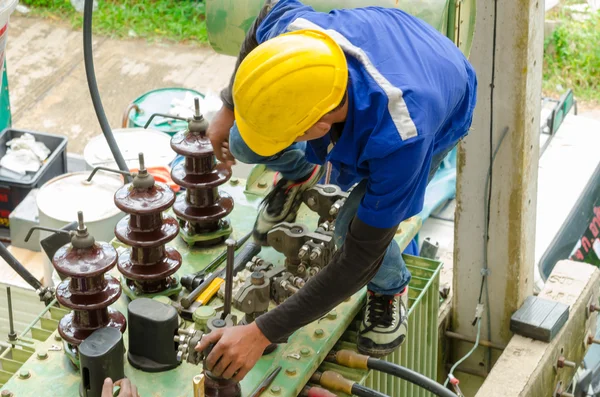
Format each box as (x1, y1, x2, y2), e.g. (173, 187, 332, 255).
(314, 120, 332, 135)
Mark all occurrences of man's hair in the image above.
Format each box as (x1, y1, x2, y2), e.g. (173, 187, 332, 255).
(328, 92, 348, 114)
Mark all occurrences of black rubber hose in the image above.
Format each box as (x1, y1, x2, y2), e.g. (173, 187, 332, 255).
(83, 0, 132, 183)
(0, 243, 42, 290)
(367, 358, 458, 397)
(350, 384, 389, 397)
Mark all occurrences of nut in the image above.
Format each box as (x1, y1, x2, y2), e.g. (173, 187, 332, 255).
(36, 351, 48, 360)
(314, 329, 324, 338)
(270, 386, 281, 394)
(301, 348, 311, 357)
(286, 367, 297, 376)
(1, 390, 14, 397)
(19, 369, 31, 379)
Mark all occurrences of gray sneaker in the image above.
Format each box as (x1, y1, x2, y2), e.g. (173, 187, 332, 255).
(357, 287, 408, 357)
(253, 166, 324, 246)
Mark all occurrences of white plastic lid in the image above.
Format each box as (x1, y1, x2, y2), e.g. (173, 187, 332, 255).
(83, 128, 176, 170)
(37, 172, 124, 223)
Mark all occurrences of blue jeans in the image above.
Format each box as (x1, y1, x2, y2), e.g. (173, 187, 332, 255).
(229, 121, 452, 294)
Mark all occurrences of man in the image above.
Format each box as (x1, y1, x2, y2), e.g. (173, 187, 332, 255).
(197, 0, 477, 381)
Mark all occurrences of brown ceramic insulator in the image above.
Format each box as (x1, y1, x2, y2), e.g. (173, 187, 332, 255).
(203, 371, 241, 397)
(114, 180, 182, 294)
(170, 129, 234, 236)
(53, 242, 126, 346)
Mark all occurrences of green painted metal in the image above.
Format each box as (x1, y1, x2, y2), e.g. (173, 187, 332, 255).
(320, 255, 443, 397)
(125, 88, 204, 136)
(120, 274, 183, 301)
(205, 0, 476, 57)
(0, 60, 11, 131)
(0, 175, 424, 396)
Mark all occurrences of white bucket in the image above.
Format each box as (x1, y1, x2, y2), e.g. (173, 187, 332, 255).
(0, 0, 17, 87)
(36, 171, 125, 285)
(83, 128, 176, 171)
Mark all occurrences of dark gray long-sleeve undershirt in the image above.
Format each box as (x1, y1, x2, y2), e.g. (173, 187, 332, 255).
(255, 218, 398, 343)
(219, 0, 398, 343)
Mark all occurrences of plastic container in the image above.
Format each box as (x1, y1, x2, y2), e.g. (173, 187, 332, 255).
(83, 128, 176, 171)
(124, 88, 204, 136)
(36, 171, 125, 284)
(0, 128, 68, 228)
(0, 0, 17, 89)
(206, 0, 450, 56)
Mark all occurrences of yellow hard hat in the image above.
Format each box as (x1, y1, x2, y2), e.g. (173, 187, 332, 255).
(232, 29, 348, 157)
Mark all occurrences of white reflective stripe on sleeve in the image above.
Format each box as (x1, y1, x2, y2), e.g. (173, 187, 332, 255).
(288, 17, 418, 141)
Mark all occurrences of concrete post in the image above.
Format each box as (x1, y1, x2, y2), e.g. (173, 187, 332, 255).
(451, 0, 544, 391)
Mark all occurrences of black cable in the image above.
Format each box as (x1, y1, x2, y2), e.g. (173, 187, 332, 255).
(367, 358, 458, 397)
(83, 0, 132, 183)
(0, 243, 43, 291)
(351, 384, 390, 397)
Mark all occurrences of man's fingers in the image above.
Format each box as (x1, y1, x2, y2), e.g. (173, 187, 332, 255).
(195, 329, 223, 352)
(101, 378, 113, 397)
(233, 365, 252, 383)
(119, 378, 132, 395)
(205, 341, 225, 371)
(211, 355, 233, 378)
(221, 360, 242, 380)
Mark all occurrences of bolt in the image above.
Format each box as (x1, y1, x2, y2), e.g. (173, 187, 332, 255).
(307, 197, 316, 208)
(230, 177, 239, 185)
(19, 369, 30, 379)
(258, 181, 268, 188)
(314, 329, 324, 338)
(590, 304, 600, 313)
(327, 310, 337, 320)
(588, 335, 600, 345)
(286, 367, 297, 376)
(557, 356, 576, 369)
(329, 206, 339, 216)
(309, 248, 321, 261)
(36, 351, 48, 360)
(301, 348, 311, 357)
(270, 386, 281, 394)
(298, 245, 309, 259)
(1, 390, 13, 397)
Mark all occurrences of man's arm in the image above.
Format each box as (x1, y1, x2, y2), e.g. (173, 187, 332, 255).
(255, 135, 433, 343)
(219, 0, 279, 110)
(255, 216, 398, 343)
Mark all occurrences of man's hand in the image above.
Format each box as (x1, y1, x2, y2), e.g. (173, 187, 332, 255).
(101, 378, 139, 397)
(195, 322, 271, 382)
(207, 106, 236, 168)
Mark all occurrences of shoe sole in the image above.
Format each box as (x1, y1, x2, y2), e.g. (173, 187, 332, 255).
(357, 334, 406, 358)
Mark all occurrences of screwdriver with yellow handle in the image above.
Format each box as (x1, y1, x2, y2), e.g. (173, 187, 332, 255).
(181, 240, 261, 308)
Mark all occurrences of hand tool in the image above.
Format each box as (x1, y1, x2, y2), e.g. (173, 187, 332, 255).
(248, 366, 282, 397)
(181, 231, 252, 291)
(181, 238, 260, 309)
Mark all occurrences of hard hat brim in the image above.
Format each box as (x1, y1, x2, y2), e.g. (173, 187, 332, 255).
(234, 108, 296, 157)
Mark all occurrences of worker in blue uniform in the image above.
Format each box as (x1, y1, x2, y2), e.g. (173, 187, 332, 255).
(196, 0, 477, 381)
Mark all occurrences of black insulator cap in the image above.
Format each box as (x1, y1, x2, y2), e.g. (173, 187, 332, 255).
(127, 298, 180, 372)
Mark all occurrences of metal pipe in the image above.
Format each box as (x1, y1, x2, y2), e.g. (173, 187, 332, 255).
(0, 243, 43, 291)
(6, 287, 16, 343)
(86, 166, 132, 183)
(445, 331, 506, 351)
(222, 238, 236, 319)
(444, 363, 488, 379)
(19, 297, 58, 338)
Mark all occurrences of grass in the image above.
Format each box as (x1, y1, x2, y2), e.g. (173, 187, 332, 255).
(19, 0, 208, 44)
(543, 2, 600, 103)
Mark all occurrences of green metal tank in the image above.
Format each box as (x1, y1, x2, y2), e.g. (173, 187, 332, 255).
(205, 0, 476, 57)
